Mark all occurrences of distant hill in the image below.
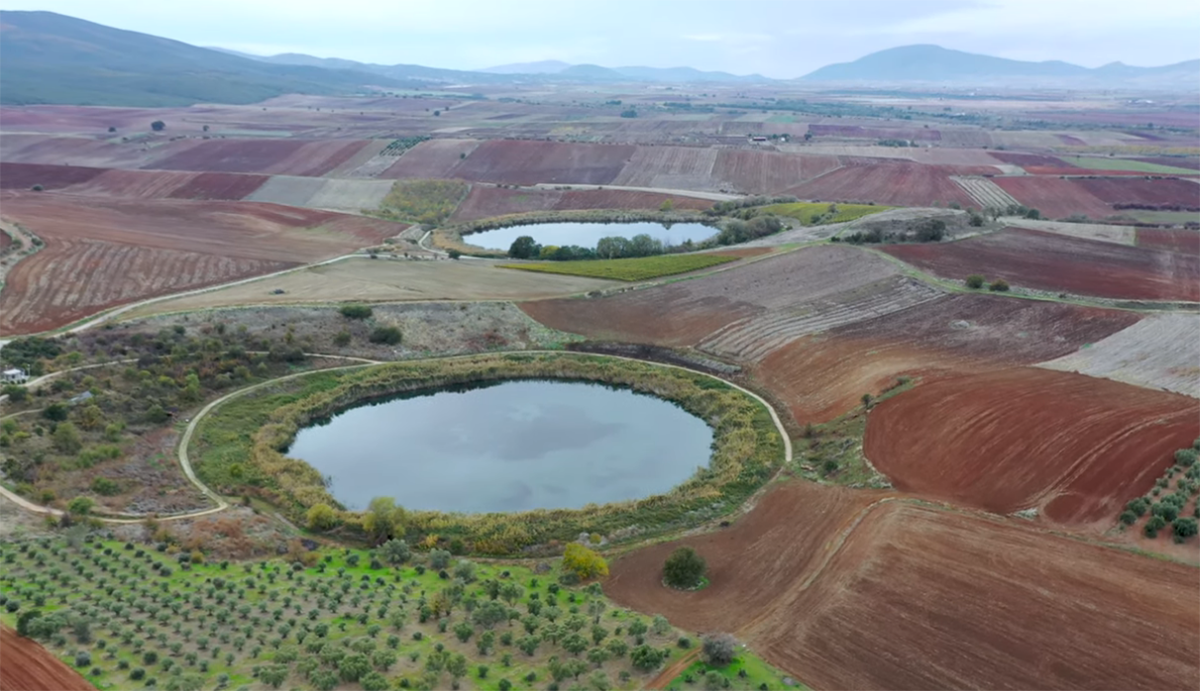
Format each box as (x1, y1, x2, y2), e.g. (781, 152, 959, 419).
(801, 45, 1200, 86)
(0, 11, 399, 106)
(612, 66, 768, 83)
(480, 60, 571, 74)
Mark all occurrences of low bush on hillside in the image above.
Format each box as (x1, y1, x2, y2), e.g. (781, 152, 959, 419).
(377, 179, 469, 225)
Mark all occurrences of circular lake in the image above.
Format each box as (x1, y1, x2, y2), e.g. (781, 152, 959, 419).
(466, 221, 717, 251)
(287, 380, 715, 513)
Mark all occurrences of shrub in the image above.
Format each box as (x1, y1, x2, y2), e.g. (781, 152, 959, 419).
(701, 632, 737, 666)
(130, 668, 146, 681)
(965, 274, 984, 289)
(629, 644, 666, 671)
(1152, 502, 1180, 522)
(663, 547, 706, 589)
(75, 651, 92, 668)
(368, 326, 402, 345)
(1145, 515, 1167, 538)
(562, 543, 608, 581)
(1175, 449, 1198, 468)
(1173, 517, 1198, 541)
(1118, 510, 1138, 526)
(339, 304, 373, 319)
(988, 279, 1010, 292)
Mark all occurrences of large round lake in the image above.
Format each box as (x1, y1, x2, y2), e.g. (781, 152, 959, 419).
(467, 222, 717, 251)
(287, 380, 715, 513)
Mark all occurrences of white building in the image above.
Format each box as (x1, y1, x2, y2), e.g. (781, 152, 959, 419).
(1, 368, 28, 384)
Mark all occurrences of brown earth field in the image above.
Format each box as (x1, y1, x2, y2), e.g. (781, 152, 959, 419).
(0, 626, 93, 691)
(752, 293, 1140, 424)
(0, 161, 107, 189)
(883, 227, 1200, 301)
(146, 138, 372, 176)
(520, 244, 901, 347)
(40, 167, 270, 200)
(785, 161, 980, 208)
(992, 176, 1115, 219)
(0, 192, 405, 334)
(1075, 176, 1200, 209)
(711, 149, 842, 194)
(864, 367, 1200, 526)
(1138, 228, 1200, 254)
(447, 140, 637, 185)
(450, 186, 713, 222)
(605, 483, 1200, 690)
(987, 151, 1073, 170)
(378, 139, 483, 179)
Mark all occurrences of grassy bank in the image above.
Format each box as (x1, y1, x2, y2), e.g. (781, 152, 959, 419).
(758, 202, 889, 226)
(192, 353, 785, 556)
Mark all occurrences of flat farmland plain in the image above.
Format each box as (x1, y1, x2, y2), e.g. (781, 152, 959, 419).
(147, 138, 373, 176)
(865, 367, 1199, 525)
(0, 193, 405, 334)
(883, 227, 1200, 301)
(606, 483, 1200, 690)
(992, 177, 1114, 219)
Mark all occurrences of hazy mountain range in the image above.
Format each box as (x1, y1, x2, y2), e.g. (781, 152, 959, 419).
(1, 10, 1196, 107)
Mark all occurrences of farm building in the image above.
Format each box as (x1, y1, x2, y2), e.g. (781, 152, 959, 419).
(1, 368, 28, 384)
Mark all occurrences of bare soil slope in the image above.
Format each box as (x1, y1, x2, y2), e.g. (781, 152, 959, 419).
(0, 626, 92, 691)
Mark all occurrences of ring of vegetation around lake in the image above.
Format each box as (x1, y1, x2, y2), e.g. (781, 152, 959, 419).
(190, 353, 785, 556)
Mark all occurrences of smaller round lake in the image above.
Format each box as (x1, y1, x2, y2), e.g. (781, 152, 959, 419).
(287, 380, 714, 513)
(467, 221, 717, 251)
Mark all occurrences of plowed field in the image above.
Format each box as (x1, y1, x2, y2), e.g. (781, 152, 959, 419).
(0, 193, 404, 334)
(864, 368, 1200, 525)
(378, 139, 482, 179)
(606, 486, 1200, 690)
(1076, 177, 1200, 209)
(0, 162, 106, 189)
(808, 124, 941, 141)
(883, 227, 1200, 301)
(988, 152, 1073, 170)
(57, 168, 268, 200)
(611, 146, 720, 189)
(992, 177, 1114, 219)
(452, 187, 714, 223)
(1138, 228, 1200, 254)
(0, 626, 92, 691)
(521, 245, 900, 348)
(147, 139, 371, 176)
(754, 293, 1139, 424)
(711, 150, 841, 194)
(449, 140, 636, 185)
(785, 161, 977, 207)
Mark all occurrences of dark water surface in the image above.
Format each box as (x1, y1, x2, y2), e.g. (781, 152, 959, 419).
(287, 380, 714, 513)
(467, 221, 717, 251)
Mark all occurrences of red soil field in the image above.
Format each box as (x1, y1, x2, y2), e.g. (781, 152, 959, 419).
(808, 124, 941, 141)
(711, 150, 841, 194)
(0, 162, 106, 189)
(378, 139, 482, 179)
(0, 193, 404, 334)
(0, 133, 191, 169)
(449, 140, 636, 185)
(1138, 228, 1200, 254)
(521, 245, 897, 347)
(1022, 167, 1193, 176)
(0, 626, 93, 691)
(992, 176, 1114, 218)
(606, 485, 1200, 690)
(146, 139, 371, 176)
(54, 168, 269, 201)
(987, 151, 1073, 169)
(883, 227, 1200, 301)
(555, 189, 712, 212)
(452, 186, 561, 221)
(785, 161, 977, 207)
(1026, 109, 1200, 128)
(1075, 176, 1200, 209)
(754, 293, 1139, 424)
(865, 368, 1200, 524)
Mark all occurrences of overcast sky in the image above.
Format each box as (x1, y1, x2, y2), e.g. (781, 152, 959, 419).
(2, 0, 1197, 78)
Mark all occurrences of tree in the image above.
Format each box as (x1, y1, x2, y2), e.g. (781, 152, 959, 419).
(448, 249, 462, 260)
(362, 497, 406, 543)
(563, 633, 589, 656)
(595, 236, 631, 259)
(339, 652, 372, 682)
(508, 236, 541, 259)
(369, 326, 402, 345)
(659, 199, 674, 212)
(988, 279, 1010, 292)
(630, 644, 666, 671)
(150, 120, 166, 131)
(306, 504, 339, 531)
(562, 544, 608, 581)
(1145, 515, 1167, 538)
(589, 669, 612, 691)
(52, 422, 83, 454)
(447, 654, 468, 682)
(701, 632, 736, 666)
(1173, 517, 1198, 540)
(2, 384, 27, 402)
(361, 671, 389, 691)
(67, 497, 94, 516)
(663, 547, 706, 589)
(258, 664, 288, 688)
(42, 402, 69, 422)
(965, 274, 985, 289)
(379, 538, 411, 565)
